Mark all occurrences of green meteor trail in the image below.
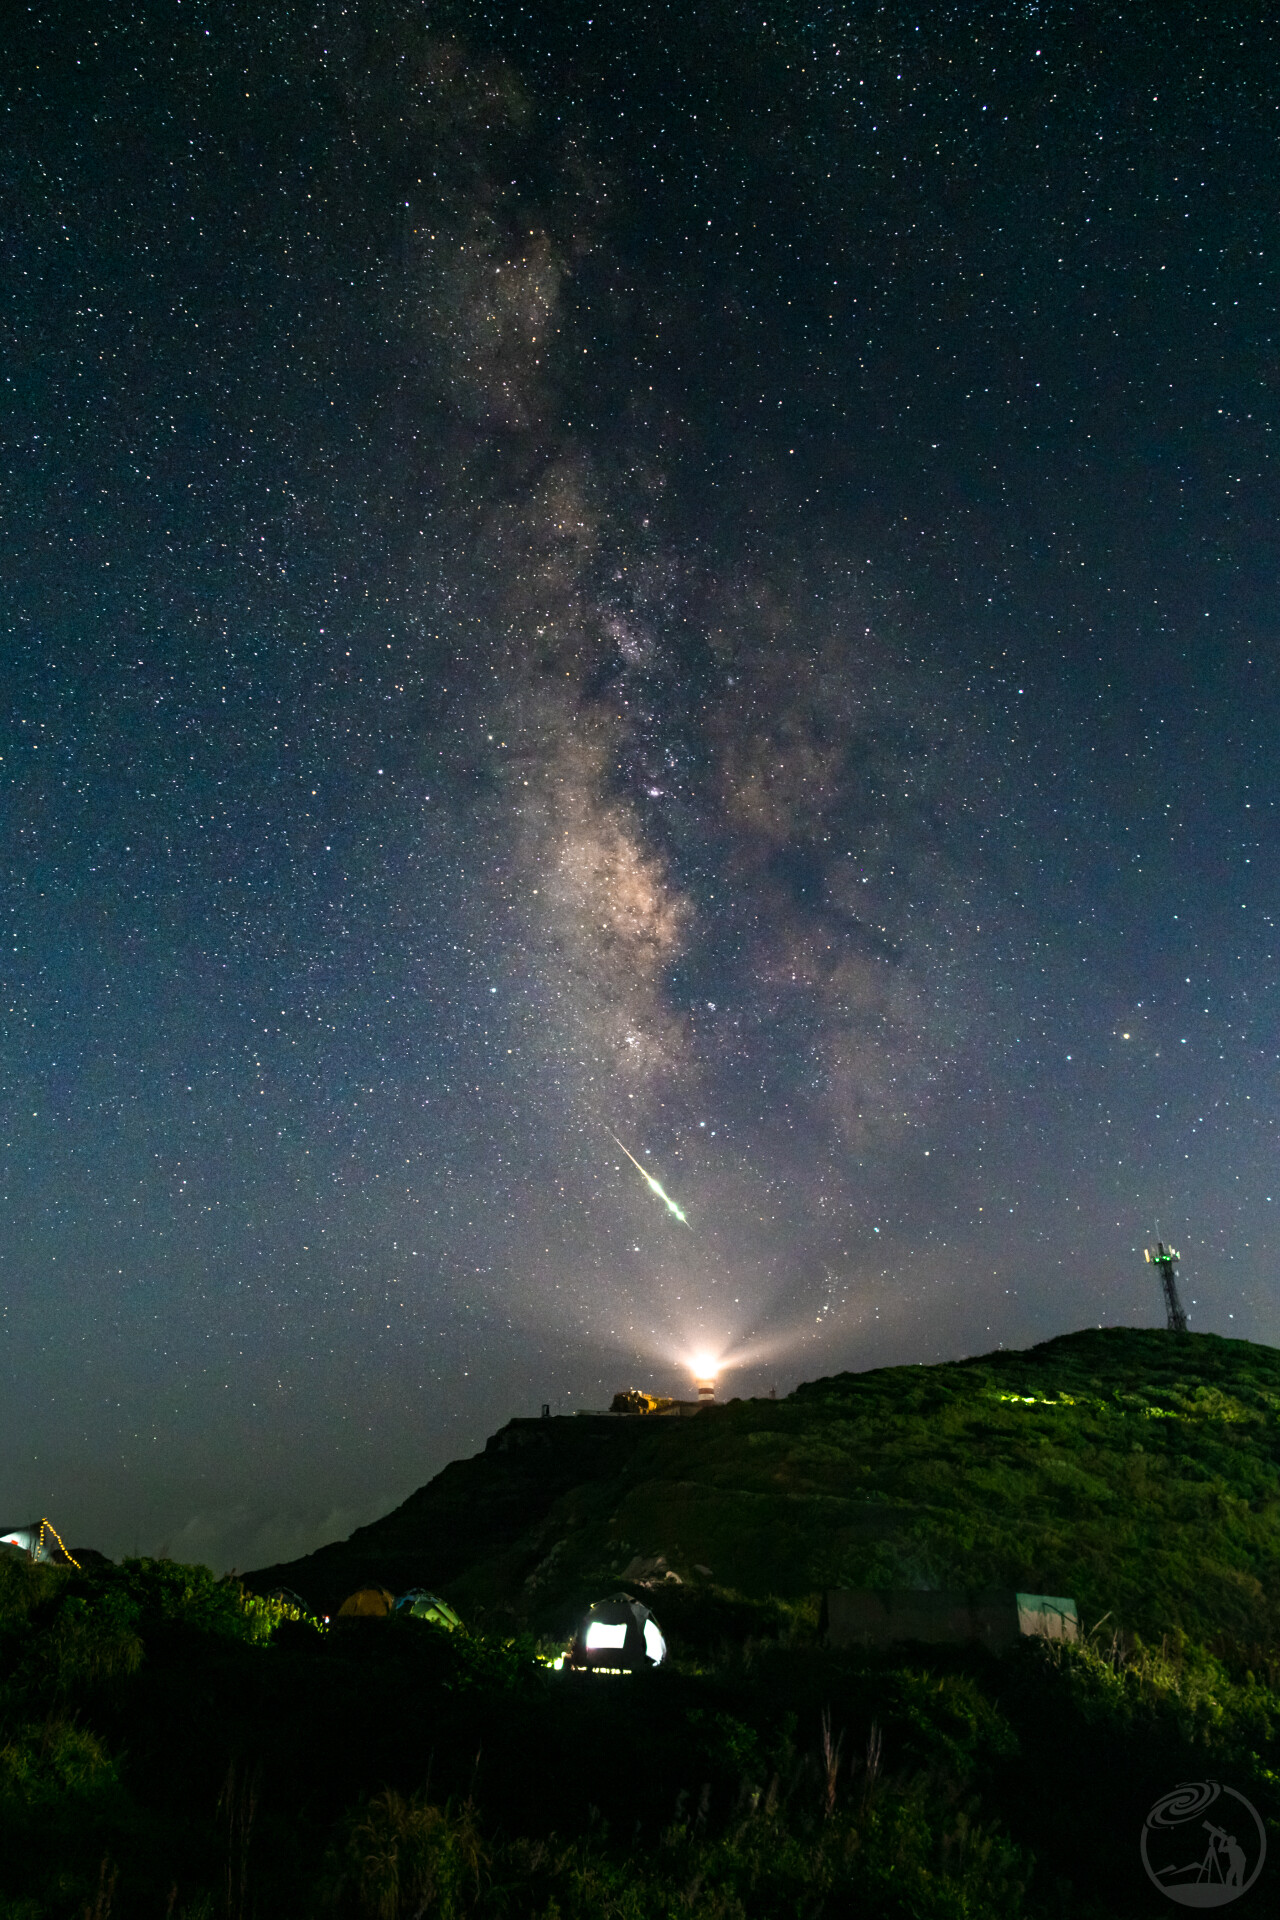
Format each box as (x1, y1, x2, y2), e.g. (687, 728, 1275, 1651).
(607, 1129, 692, 1229)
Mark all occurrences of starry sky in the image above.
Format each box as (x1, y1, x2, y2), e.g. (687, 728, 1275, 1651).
(4, 1, 1278, 1571)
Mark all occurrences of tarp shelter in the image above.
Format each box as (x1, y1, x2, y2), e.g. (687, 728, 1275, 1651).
(337, 1585, 396, 1618)
(823, 1588, 1079, 1652)
(570, 1593, 666, 1672)
(396, 1589, 462, 1630)
(0, 1520, 80, 1568)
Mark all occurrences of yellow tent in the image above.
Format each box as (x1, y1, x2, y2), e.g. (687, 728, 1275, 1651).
(337, 1585, 396, 1618)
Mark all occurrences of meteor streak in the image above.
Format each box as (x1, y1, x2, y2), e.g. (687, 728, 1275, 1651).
(607, 1129, 692, 1229)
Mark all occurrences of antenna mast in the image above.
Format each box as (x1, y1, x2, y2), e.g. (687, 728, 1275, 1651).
(1144, 1240, 1188, 1333)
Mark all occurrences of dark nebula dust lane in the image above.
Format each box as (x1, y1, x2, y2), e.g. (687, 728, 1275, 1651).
(3, 3, 1278, 1569)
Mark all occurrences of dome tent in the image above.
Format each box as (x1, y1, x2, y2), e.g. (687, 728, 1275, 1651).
(396, 1589, 462, 1631)
(570, 1593, 666, 1673)
(337, 1585, 396, 1618)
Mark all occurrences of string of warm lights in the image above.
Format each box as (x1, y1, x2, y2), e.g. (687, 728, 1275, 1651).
(36, 1518, 80, 1570)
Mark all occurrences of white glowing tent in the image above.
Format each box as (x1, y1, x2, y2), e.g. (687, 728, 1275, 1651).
(570, 1593, 666, 1672)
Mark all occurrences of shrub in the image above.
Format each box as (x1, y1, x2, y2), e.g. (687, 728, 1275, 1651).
(323, 1793, 486, 1920)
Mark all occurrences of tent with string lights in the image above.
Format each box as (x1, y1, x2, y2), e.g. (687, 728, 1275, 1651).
(569, 1593, 667, 1673)
(0, 1519, 80, 1568)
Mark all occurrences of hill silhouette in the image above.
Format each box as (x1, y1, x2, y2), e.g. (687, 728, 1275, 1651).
(250, 1326, 1280, 1645)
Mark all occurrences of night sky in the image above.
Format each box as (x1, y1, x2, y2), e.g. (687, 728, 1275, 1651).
(5, 2, 1278, 1571)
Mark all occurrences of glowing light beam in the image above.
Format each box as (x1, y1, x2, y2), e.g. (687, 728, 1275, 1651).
(607, 1129, 692, 1229)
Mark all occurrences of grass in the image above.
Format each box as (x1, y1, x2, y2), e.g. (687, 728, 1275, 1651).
(3, 1551, 1279, 1915)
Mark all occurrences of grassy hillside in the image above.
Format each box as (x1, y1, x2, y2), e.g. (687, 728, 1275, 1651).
(5, 1328, 1280, 1917)
(252, 1327, 1280, 1648)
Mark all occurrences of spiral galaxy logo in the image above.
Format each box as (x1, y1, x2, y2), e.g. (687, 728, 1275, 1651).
(1141, 1781, 1267, 1905)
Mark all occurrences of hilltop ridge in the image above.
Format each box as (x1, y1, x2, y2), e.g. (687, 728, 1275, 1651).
(249, 1326, 1280, 1645)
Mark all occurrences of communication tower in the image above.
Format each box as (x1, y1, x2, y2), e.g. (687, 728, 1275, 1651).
(1144, 1240, 1188, 1333)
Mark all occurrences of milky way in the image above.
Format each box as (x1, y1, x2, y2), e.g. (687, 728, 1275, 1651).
(4, 3, 1277, 1569)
